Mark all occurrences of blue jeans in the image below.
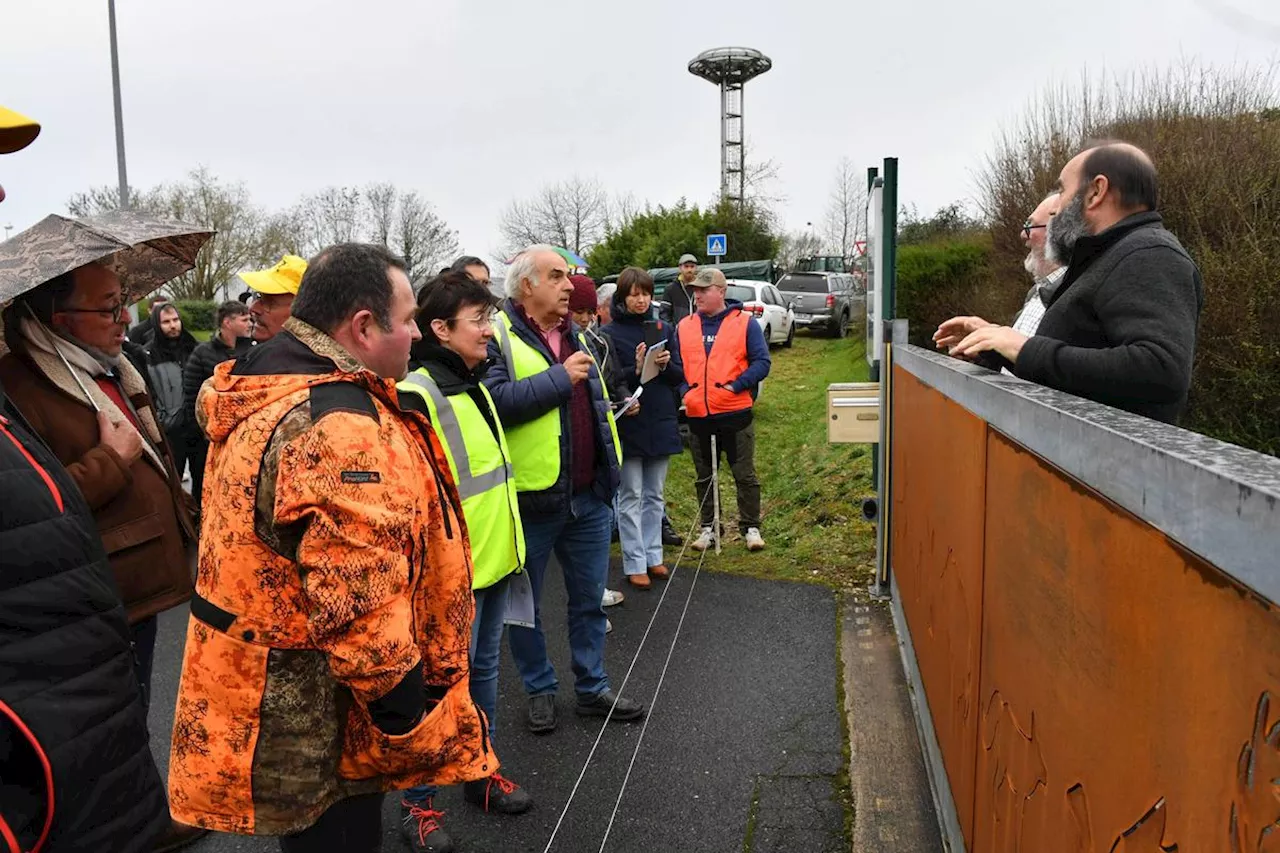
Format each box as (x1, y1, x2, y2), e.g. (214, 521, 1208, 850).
(617, 456, 669, 576)
(509, 492, 612, 698)
(404, 575, 511, 804)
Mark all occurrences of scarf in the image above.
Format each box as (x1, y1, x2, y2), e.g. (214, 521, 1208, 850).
(18, 315, 168, 476)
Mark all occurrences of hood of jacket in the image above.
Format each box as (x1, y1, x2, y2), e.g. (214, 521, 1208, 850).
(197, 316, 392, 443)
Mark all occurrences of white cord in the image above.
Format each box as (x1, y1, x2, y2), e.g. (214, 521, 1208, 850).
(541, 482, 714, 853)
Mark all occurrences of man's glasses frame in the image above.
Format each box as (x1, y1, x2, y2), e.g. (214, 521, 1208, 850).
(1021, 221, 1048, 238)
(59, 303, 127, 323)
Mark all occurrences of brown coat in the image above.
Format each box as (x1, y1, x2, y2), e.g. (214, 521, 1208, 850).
(0, 343, 195, 623)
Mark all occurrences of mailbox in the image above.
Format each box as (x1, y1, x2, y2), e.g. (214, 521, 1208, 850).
(827, 382, 881, 444)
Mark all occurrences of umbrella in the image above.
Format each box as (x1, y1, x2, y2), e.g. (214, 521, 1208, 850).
(552, 246, 588, 270)
(0, 209, 214, 304)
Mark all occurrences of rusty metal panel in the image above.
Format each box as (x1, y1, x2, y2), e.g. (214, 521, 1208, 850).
(891, 366, 987, 849)
(974, 429, 1280, 852)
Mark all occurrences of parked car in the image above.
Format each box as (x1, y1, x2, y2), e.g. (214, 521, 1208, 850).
(776, 271, 863, 338)
(725, 280, 795, 348)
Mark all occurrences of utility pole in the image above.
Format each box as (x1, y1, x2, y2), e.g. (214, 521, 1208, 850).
(108, 0, 130, 209)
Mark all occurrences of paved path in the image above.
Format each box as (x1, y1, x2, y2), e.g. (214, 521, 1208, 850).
(147, 556, 847, 853)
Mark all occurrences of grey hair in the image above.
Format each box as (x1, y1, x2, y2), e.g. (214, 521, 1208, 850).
(505, 243, 558, 299)
(596, 282, 616, 307)
(693, 267, 725, 287)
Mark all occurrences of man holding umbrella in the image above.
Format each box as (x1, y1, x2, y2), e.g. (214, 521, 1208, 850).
(0, 208, 209, 850)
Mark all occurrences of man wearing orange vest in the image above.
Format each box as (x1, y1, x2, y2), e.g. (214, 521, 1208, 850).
(674, 266, 771, 552)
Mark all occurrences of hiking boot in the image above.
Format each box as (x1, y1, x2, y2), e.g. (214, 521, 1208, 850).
(527, 694, 557, 734)
(648, 564, 669, 579)
(745, 527, 766, 551)
(575, 688, 645, 721)
(626, 573, 651, 590)
(690, 526, 714, 552)
(602, 588, 625, 607)
(401, 797, 453, 853)
(661, 515, 683, 546)
(463, 773, 533, 815)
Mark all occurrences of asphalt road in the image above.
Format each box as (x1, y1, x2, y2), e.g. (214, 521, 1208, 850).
(147, 554, 845, 853)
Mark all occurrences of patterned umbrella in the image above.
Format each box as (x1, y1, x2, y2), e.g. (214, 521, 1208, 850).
(0, 209, 214, 303)
(552, 246, 588, 270)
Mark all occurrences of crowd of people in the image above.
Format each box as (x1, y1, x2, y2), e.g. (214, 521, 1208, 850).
(0, 104, 776, 853)
(1, 96, 1205, 853)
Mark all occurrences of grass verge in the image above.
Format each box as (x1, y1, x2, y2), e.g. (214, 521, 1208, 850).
(661, 332, 876, 591)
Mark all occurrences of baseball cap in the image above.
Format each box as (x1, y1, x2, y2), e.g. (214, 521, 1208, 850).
(0, 105, 40, 155)
(240, 254, 307, 295)
(678, 253, 698, 265)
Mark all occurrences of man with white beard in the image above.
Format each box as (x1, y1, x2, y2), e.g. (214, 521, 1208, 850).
(1010, 192, 1065, 336)
(936, 140, 1203, 424)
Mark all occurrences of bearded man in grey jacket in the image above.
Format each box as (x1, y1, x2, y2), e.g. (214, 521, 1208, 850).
(936, 141, 1204, 424)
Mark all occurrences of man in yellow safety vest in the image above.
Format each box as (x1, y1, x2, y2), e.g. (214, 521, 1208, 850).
(483, 244, 641, 736)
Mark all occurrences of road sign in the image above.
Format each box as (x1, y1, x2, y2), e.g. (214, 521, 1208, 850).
(706, 234, 727, 257)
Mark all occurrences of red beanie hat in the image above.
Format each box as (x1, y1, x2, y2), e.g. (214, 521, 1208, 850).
(568, 275, 598, 312)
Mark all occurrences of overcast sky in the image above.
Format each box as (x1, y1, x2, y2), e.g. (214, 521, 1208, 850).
(3, 0, 1278, 267)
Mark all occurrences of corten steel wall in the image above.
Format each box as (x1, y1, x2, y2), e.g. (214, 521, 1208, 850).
(889, 345, 1280, 853)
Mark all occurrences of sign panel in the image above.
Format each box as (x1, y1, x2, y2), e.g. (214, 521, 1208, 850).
(866, 182, 884, 366)
(706, 234, 727, 257)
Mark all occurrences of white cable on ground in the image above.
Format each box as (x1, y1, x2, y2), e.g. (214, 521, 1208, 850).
(541, 482, 715, 853)
(596, 543, 709, 852)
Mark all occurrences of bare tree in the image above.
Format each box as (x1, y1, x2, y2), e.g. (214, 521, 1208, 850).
(364, 182, 397, 247)
(290, 186, 364, 257)
(498, 176, 608, 258)
(67, 167, 289, 300)
(393, 191, 459, 285)
(776, 229, 825, 271)
(822, 157, 868, 264)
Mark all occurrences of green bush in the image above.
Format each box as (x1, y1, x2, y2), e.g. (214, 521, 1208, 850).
(895, 236, 1002, 349)
(173, 300, 218, 333)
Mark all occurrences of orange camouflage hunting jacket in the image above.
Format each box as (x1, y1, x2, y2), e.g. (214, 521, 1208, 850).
(168, 318, 497, 836)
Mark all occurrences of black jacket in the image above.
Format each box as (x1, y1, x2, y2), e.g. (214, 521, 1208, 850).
(183, 334, 253, 430)
(0, 382, 167, 853)
(1010, 211, 1204, 424)
(662, 280, 697, 323)
(142, 312, 199, 432)
(601, 298, 684, 458)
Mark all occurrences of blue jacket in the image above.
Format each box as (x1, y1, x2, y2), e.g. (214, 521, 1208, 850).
(673, 299, 772, 397)
(483, 300, 621, 519)
(601, 297, 684, 459)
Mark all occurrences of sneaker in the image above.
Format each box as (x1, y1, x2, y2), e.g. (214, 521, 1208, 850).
(661, 515, 684, 546)
(602, 588, 625, 607)
(606, 618, 613, 634)
(401, 797, 454, 853)
(463, 773, 533, 815)
(575, 688, 645, 721)
(526, 694, 557, 734)
(745, 527, 766, 551)
(690, 526, 714, 552)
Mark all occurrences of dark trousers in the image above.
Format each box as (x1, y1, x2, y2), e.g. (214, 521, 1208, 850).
(188, 437, 209, 508)
(278, 793, 384, 853)
(689, 422, 762, 532)
(131, 615, 159, 710)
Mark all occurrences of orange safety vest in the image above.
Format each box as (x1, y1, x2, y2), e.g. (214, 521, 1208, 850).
(678, 309, 754, 419)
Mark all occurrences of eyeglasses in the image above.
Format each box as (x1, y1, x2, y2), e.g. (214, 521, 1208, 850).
(1021, 221, 1048, 238)
(59, 303, 127, 323)
(452, 313, 495, 330)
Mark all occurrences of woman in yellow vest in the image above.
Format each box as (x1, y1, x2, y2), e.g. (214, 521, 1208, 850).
(396, 270, 530, 853)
